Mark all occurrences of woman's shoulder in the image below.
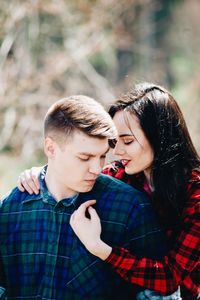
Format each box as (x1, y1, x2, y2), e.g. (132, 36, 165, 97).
(183, 169, 200, 216)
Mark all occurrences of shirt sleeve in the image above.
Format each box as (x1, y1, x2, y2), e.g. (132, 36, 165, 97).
(105, 184, 200, 297)
(0, 197, 9, 299)
(0, 251, 6, 299)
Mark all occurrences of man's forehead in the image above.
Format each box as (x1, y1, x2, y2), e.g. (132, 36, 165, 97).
(71, 130, 107, 143)
(77, 146, 110, 157)
(69, 132, 109, 154)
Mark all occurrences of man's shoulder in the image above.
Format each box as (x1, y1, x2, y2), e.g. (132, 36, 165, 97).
(95, 173, 145, 198)
(0, 187, 34, 211)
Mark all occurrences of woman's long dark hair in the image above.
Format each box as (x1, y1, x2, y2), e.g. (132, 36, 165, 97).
(109, 82, 200, 229)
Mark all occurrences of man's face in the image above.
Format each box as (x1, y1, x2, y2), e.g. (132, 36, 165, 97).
(46, 130, 109, 197)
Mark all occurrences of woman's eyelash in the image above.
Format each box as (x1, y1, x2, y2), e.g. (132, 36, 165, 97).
(124, 141, 133, 145)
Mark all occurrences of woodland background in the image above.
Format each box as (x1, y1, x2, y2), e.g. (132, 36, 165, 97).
(0, 0, 200, 196)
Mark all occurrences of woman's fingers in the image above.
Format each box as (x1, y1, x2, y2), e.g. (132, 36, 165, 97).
(30, 167, 40, 190)
(17, 176, 25, 192)
(69, 201, 103, 257)
(70, 200, 96, 226)
(75, 200, 96, 218)
(17, 167, 41, 194)
(18, 172, 34, 194)
(88, 206, 100, 223)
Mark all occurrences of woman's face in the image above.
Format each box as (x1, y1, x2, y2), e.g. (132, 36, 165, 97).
(112, 110, 154, 176)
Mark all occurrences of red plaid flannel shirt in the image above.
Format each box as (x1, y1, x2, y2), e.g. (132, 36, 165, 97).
(103, 162, 200, 300)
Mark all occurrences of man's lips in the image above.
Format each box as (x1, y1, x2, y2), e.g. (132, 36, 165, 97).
(121, 159, 131, 167)
(85, 179, 97, 185)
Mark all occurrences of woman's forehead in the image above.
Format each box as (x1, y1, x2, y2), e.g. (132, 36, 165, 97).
(113, 110, 140, 133)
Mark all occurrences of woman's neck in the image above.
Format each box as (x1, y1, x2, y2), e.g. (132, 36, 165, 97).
(144, 168, 154, 192)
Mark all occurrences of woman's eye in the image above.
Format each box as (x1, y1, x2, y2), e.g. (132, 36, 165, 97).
(124, 140, 133, 145)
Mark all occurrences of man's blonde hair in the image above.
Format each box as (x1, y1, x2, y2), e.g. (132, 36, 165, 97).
(44, 95, 116, 143)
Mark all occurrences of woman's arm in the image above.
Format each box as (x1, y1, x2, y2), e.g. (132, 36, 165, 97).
(70, 200, 178, 295)
(70, 200, 112, 260)
(105, 199, 199, 296)
(70, 194, 200, 297)
(104, 176, 200, 297)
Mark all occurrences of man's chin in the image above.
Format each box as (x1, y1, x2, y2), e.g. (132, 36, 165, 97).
(81, 183, 95, 192)
(75, 180, 96, 193)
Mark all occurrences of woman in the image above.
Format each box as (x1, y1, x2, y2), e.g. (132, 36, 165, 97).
(18, 83, 200, 300)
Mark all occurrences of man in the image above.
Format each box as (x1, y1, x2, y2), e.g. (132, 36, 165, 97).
(0, 95, 169, 299)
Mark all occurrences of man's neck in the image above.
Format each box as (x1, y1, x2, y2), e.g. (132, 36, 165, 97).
(45, 167, 77, 202)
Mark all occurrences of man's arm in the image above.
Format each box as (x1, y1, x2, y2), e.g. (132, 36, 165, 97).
(0, 193, 13, 299)
(0, 228, 6, 299)
(125, 193, 168, 259)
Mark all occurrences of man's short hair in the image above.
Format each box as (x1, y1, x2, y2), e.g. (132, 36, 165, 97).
(44, 95, 116, 144)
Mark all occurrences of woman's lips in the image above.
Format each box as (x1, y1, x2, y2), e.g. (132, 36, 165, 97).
(121, 159, 131, 167)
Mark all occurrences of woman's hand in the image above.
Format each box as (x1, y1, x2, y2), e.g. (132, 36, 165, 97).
(18, 166, 42, 194)
(70, 200, 112, 260)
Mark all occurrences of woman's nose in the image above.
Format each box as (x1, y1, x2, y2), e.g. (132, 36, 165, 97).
(113, 142, 125, 156)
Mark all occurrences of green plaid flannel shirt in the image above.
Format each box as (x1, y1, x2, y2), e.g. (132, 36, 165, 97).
(0, 168, 168, 299)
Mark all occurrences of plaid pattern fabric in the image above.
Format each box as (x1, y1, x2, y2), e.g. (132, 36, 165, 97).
(0, 288, 6, 300)
(0, 167, 168, 300)
(103, 162, 200, 300)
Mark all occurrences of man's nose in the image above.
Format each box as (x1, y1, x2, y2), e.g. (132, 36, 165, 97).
(89, 161, 102, 175)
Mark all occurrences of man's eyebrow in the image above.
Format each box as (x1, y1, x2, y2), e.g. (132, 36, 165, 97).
(78, 147, 110, 157)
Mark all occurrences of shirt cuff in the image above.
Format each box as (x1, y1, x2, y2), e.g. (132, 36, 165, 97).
(105, 246, 128, 265)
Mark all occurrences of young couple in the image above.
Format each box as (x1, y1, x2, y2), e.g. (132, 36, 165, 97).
(1, 83, 199, 300)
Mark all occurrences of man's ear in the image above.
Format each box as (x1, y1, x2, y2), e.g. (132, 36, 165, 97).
(44, 137, 57, 159)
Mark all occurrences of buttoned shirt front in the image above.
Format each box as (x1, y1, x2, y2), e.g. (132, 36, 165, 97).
(0, 167, 168, 300)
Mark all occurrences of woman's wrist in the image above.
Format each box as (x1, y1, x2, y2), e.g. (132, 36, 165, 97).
(86, 239, 112, 260)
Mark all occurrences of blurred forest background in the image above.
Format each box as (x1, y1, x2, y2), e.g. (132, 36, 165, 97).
(0, 0, 200, 196)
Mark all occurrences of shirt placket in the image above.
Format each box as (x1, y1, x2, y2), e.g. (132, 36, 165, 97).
(43, 204, 64, 299)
